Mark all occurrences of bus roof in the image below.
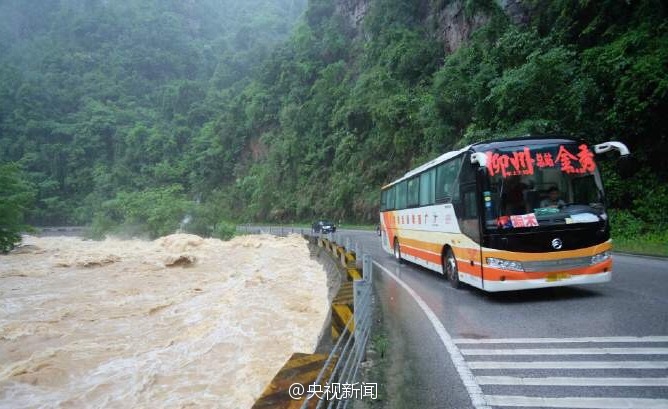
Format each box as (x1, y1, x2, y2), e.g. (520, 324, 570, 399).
(381, 136, 582, 189)
(469, 135, 580, 152)
(381, 145, 471, 189)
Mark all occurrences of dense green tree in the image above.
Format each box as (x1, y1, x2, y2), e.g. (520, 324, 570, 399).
(0, 0, 307, 236)
(0, 164, 35, 251)
(0, 0, 665, 241)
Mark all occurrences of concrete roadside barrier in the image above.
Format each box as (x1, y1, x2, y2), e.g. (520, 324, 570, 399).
(252, 233, 367, 409)
(252, 352, 337, 409)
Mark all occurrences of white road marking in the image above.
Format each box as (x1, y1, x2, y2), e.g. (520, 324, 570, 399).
(372, 260, 491, 409)
(461, 347, 668, 355)
(485, 395, 668, 408)
(454, 336, 668, 344)
(468, 360, 668, 369)
(372, 256, 668, 408)
(477, 376, 668, 386)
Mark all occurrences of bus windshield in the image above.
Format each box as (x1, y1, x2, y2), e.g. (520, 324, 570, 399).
(481, 142, 606, 230)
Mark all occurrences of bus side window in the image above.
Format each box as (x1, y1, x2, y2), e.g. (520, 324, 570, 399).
(419, 169, 435, 206)
(436, 157, 463, 203)
(459, 183, 481, 243)
(407, 177, 420, 207)
(459, 158, 476, 184)
(396, 181, 407, 209)
(436, 163, 450, 203)
(463, 189, 478, 218)
(387, 186, 396, 210)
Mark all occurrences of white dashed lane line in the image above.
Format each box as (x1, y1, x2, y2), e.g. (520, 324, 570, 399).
(374, 260, 668, 409)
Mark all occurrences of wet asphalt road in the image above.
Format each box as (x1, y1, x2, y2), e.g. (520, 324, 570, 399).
(332, 229, 668, 409)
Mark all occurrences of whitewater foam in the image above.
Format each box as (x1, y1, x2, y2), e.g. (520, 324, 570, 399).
(0, 233, 329, 408)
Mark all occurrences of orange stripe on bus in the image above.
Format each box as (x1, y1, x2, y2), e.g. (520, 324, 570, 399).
(399, 236, 481, 258)
(400, 237, 444, 254)
(400, 245, 442, 265)
(400, 243, 483, 278)
(457, 260, 482, 277)
(382, 212, 397, 230)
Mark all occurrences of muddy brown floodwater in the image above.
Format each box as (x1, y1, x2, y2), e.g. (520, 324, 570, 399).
(0, 234, 330, 409)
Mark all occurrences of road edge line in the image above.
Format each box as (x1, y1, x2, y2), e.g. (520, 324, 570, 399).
(373, 260, 490, 409)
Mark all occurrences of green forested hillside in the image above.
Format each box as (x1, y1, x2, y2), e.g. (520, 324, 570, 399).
(0, 0, 306, 236)
(223, 0, 667, 243)
(1, 0, 666, 246)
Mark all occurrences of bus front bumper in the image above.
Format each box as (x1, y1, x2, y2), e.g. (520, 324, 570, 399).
(482, 271, 611, 292)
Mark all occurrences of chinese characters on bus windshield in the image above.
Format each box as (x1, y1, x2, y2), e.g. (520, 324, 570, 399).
(485, 144, 596, 177)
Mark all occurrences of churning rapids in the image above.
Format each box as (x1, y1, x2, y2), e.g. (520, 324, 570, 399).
(0, 234, 330, 408)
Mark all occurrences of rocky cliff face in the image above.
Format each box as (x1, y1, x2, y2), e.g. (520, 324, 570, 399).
(434, 1, 490, 53)
(335, 0, 530, 53)
(335, 0, 371, 28)
(496, 0, 531, 24)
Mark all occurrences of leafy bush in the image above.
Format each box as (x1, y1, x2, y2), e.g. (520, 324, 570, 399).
(89, 213, 116, 240)
(0, 164, 35, 252)
(212, 220, 237, 241)
(608, 209, 644, 240)
(91, 186, 190, 239)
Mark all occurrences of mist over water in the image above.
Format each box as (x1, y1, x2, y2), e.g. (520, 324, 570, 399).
(0, 234, 329, 408)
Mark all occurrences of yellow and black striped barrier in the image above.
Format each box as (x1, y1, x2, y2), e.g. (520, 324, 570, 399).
(253, 234, 365, 407)
(331, 281, 354, 341)
(252, 352, 337, 409)
(346, 266, 361, 281)
(330, 242, 362, 340)
(344, 251, 356, 266)
(339, 248, 355, 267)
(340, 249, 360, 281)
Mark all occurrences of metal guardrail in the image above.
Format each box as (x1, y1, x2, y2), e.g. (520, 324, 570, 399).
(300, 253, 373, 409)
(236, 224, 308, 236)
(237, 225, 375, 408)
(235, 226, 361, 252)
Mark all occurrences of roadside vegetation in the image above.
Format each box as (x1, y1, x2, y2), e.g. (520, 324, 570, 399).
(610, 209, 668, 257)
(0, 164, 35, 252)
(0, 0, 666, 255)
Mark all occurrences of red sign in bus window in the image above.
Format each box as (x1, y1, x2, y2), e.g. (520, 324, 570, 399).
(510, 213, 539, 228)
(485, 144, 596, 177)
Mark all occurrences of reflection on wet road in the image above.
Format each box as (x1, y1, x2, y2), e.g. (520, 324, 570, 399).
(337, 229, 668, 409)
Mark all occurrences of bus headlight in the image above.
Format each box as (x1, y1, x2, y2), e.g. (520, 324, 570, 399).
(591, 251, 610, 265)
(486, 257, 524, 272)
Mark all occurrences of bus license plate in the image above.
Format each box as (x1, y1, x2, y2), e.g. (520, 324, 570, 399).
(547, 272, 572, 282)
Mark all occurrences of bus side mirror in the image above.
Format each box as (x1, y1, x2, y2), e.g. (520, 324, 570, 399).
(470, 152, 487, 167)
(617, 154, 638, 179)
(594, 141, 630, 156)
(594, 141, 636, 179)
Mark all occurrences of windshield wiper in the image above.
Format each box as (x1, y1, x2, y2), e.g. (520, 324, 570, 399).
(495, 178, 505, 223)
(558, 203, 602, 214)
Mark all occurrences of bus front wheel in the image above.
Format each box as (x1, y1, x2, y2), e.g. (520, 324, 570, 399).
(394, 239, 403, 264)
(444, 248, 460, 289)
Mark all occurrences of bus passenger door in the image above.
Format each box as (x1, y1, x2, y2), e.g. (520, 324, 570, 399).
(456, 179, 484, 288)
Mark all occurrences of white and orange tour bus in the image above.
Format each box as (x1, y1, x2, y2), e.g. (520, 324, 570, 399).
(379, 136, 631, 292)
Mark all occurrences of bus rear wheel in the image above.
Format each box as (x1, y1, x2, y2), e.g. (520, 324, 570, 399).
(444, 248, 460, 289)
(394, 239, 403, 264)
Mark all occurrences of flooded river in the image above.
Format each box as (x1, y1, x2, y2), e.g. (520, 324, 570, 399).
(0, 234, 329, 408)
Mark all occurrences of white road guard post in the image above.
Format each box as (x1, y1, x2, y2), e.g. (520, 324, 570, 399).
(363, 254, 373, 284)
(353, 277, 370, 360)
